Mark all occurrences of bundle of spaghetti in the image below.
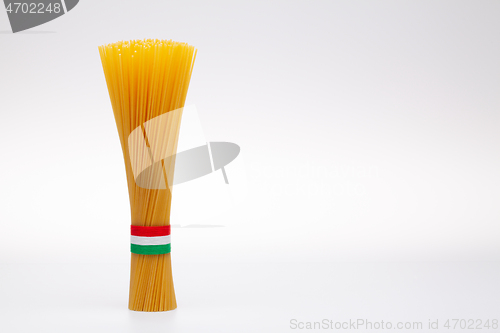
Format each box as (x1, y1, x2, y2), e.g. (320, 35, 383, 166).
(98, 39, 196, 311)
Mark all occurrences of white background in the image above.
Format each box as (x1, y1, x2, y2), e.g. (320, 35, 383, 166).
(0, 1, 499, 332)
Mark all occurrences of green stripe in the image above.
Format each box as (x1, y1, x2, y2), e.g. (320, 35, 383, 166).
(131, 243, 171, 255)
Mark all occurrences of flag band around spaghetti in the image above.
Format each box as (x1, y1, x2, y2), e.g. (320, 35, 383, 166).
(131, 225, 171, 255)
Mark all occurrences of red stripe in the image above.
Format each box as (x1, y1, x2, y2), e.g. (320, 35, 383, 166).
(131, 225, 171, 237)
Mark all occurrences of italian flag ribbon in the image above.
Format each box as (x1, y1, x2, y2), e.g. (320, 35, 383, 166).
(131, 225, 171, 255)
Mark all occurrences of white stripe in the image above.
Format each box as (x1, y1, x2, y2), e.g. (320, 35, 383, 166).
(131, 235, 171, 246)
(60, 0, 68, 13)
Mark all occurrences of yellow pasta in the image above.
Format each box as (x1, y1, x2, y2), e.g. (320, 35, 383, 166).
(98, 39, 197, 311)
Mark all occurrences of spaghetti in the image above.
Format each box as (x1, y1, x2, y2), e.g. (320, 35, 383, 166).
(98, 39, 197, 311)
